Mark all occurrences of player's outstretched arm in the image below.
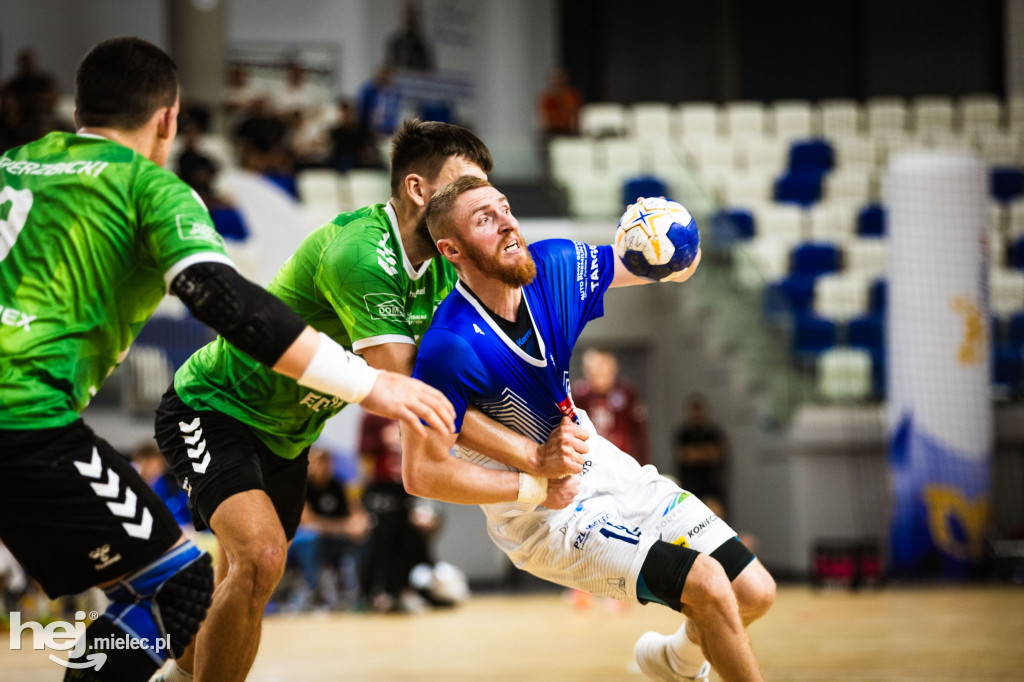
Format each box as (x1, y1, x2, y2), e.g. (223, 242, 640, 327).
(171, 262, 455, 434)
(401, 426, 522, 505)
(458, 412, 589, 477)
(610, 246, 702, 288)
(402, 416, 581, 508)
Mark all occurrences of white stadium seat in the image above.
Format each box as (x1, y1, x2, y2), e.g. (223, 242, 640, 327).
(990, 268, 1024, 317)
(960, 94, 1002, 133)
(813, 273, 870, 321)
(866, 98, 908, 135)
(676, 102, 721, 138)
(599, 139, 645, 182)
(912, 96, 955, 134)
(818, 348, 873, 402)
(846, 238, 889, 279)
(807, 202, 858, 243)
(549, 137, 598, 181)
(580, 102, 627, 137)
(821, 99, 862, 138)
(628, 102, 673, 140)
(772, 100, 817, 140)
(724, 101, 767, 140)
(754, 204, 805, 242)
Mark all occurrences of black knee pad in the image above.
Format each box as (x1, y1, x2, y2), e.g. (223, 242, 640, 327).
(153, 550, 214, 658)
(638, 540, 701, 612)
(64, 617, 161, 682)
(710, 536, 756, 582)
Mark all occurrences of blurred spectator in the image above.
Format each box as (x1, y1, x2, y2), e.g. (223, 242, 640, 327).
(132, 440, 191, 529)
(291, 106, 331, 169)
(538, 68, 583, 136)
(289, 447, 369, 611)
(573, 348, 650, 466)
(386, 0, 436, 72)
(223, 64, 265, 123)
(234, 97, 298, 198)
(0, 49, 71, 152)
(674, 395, 729, 518)
(358, 65, 403, 137)
(329, 99, 381, 171)
(274, 62, 322, 121)
(359, 412, 445, 612)
(176, 106, 250, 242)
(4, 49, 56, 118)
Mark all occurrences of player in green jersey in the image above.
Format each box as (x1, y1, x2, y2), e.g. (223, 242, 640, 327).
(0, 38, 453, 682)
(154, 120, 592, 682)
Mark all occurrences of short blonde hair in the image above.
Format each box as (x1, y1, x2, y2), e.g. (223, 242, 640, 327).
(425, 175, 493, 244)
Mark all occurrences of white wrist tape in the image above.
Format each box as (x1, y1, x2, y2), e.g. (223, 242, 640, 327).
(296, 332, 382, 404)
(517, 473, 548, 505)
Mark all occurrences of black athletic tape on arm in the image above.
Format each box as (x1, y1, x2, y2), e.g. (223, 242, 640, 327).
(171, 262, 306, 366)
(639, 540, 701, 612)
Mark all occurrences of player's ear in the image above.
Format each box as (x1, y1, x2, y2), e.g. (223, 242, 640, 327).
(405, 173, 428, 208)
(155, 105, 176, 141)
(437, 237, 460, 261)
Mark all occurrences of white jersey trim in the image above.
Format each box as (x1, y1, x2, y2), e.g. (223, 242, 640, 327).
(352, 333, 416, 352)
(454, 281, 548, 368)
(385, 201, 432, 281)
(163, 253, 237, 292)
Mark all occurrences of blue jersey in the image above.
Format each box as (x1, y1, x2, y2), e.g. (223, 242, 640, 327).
(413, 239, 615, 442)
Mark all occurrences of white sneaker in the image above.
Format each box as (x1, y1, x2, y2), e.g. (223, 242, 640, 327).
(633, 631, 711, 681)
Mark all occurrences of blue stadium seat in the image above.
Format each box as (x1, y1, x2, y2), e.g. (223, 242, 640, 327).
(135, 316, 216, 370)
(764, 274, 816, 323)
(792, 314, 838, 364)
(788, 140, 834, 174)
(211, 206, 250, 242)
(774, 169, 824, 206)
(868, 278, 887, 315)
(991, 167, 1024, 203)
(711, 209, 755, 247)
(1009, 235, 1024, 270)
(623, 175, 669, 209)
(1008, 312, 1024, 351)
(791, 242, 842, 278)
(992, 344, 1023, 391)
(857, 204, 887, 237)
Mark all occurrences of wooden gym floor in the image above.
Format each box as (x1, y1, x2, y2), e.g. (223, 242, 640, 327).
(2, 585, 1023, 680)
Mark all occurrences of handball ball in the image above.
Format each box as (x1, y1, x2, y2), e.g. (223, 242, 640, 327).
(614, 197, 700, 281)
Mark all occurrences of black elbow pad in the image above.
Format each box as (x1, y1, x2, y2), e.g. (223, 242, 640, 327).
(170, 262, 306, 366)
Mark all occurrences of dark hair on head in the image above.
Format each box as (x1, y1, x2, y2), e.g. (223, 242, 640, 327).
(390, 119, 493, 198)
(75, 37, 179, 130)
(425, 174, 492, 244)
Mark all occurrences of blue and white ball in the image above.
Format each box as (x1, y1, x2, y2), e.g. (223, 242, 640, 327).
(614, 197, 700, 281)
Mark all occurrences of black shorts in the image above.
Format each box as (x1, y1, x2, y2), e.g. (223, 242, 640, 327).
(0, 421, 181, 598)
(154, 385, 309, 541)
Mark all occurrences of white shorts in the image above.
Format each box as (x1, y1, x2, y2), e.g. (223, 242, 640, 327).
(483, 428, 739, 605)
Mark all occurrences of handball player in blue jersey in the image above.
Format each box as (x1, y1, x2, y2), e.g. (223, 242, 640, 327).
(402, 176, 775, 682)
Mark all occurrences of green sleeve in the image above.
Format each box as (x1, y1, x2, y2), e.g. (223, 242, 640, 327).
(316, 227, 414, 351)
(133, 161, 231, 287)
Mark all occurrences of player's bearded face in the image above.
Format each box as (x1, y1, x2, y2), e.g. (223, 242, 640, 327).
(459, 233, 537, 287)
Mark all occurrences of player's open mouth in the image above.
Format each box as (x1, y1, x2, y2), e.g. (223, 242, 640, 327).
(503, 240, 520, 253)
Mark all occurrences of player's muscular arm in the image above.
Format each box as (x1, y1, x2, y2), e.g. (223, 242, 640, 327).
(359, 342, 585, 476)
(459, 413, 588, 478)
(359, 342, 418, 375)
(401, 427, 520, 504)
(402, 425, 581, 508)
(610, 245, 702, 287)
(171, 263, 454, 435)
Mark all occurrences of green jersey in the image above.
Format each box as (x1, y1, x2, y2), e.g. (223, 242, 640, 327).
(0, 132, 230, 429)
(174, 202, 457, 459)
